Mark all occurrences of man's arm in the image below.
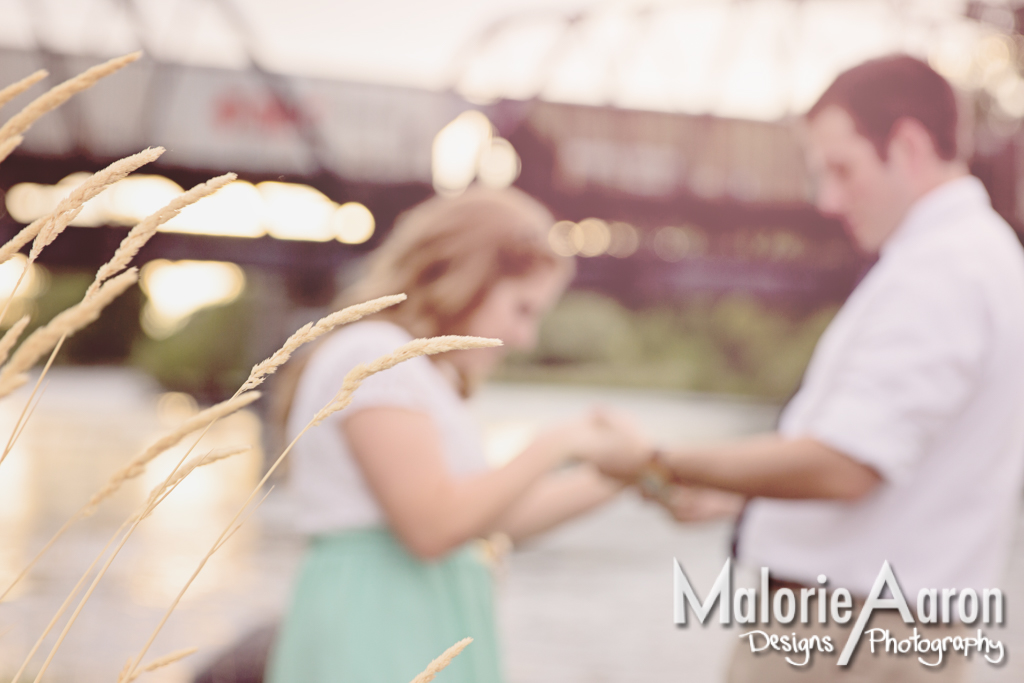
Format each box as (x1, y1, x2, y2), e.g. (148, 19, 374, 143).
(659, 434, 882, 501)
(584, 414, 883, 502)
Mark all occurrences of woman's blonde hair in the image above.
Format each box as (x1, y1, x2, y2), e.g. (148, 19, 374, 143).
(273, 186, 571, 428)
(344, 185, 572, 340)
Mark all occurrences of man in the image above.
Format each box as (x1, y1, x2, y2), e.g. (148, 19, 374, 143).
(591, 55, 1024, 681)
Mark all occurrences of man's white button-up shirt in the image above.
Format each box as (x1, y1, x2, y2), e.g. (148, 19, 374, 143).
(739, 175, 1024, 597)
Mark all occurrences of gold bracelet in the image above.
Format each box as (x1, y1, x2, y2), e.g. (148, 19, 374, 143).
(635, 449, 676, 503)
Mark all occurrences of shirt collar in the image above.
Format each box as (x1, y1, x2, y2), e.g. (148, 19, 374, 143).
(881, 175, 990, 256)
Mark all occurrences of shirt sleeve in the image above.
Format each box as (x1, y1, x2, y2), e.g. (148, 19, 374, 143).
(306, 324, 431, 421)
(803, 253, 991, 483)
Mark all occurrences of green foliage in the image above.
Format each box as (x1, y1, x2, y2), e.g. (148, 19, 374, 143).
(132, 295, 252, 402)
(17, 267, 833, 403)
(3, 266, 249, 400)
(532, 290, 641, 364)
(19, 270, 144, 364)
(497, 290, 837, 401)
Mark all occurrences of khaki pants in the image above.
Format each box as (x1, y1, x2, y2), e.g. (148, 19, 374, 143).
(726, 602, 974, 683)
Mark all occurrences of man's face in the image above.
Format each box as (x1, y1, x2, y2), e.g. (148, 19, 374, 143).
(805, 106, 910, 254)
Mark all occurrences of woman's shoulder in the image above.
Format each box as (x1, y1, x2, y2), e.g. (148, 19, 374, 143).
(299, 319, 440, 418)
(318, 319, 414, 359)
(303, 319, 428, 392)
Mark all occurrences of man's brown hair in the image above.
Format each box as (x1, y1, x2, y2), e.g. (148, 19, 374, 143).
(807, 54, 959, 161)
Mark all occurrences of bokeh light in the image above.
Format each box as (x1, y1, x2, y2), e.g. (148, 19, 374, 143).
(548, 219, 643, 259)
(653, 225, 708, 262)
(5, 175, 381, 243)
(258, 182, 337, 242)
(606, 222, 640, 258)
(7, 174, 97, 226)
(331, 202, 376, 244)
(0, 254, 46, 301)
(575, 218, 611, 257)
(477, 137, 521, 189)
(156, 391, 199, 427)
(432, 110, 494, 194)
(165, 180, 267, 238)
(106, 175, 186, 225)
(734, 229, 807, 262)
(548, 220, 579, 257)
(432, 110, 524, 195)
(139, 260, 246, 339)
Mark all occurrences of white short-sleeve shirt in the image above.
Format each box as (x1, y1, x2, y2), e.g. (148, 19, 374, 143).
(286, 320, 489, 535)
(738, 176, 1024, 597)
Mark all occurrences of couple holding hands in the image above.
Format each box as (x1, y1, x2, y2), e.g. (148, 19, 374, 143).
(268, 55, 1024, 683)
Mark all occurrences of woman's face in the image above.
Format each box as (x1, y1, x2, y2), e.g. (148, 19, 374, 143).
(449, 266, 568, 381)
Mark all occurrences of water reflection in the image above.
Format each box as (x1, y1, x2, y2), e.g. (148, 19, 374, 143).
(0, 368, 262, 681)
(133, 407, 262, 605)
(0, 417, 32, 600)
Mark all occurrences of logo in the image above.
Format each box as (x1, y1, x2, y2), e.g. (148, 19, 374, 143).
(673, 559, 1005, 667)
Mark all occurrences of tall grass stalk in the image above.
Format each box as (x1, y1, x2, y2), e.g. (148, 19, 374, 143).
(0, 271, 138, 471)
(0, 171, 243, 591)
(0, 393, 260, 603)
(411, 638, 472, 683)
(0, 148, 163, 327)
(17, 299, 416, 679)
(120, 335, 500, 682)
(0, 53, 140, 164)
(0, 56, 456, 683)
(0, 70, 47, 111)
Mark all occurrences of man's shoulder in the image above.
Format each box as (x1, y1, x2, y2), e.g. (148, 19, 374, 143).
(889, 203, 1024, 287)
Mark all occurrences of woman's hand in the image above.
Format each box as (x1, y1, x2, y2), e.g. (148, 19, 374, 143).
(557, 408, 652, 480)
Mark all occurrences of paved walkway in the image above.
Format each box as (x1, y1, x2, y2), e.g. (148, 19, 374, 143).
(0, 373, 1021, 682)
(472, 383, 778, 683)
(478, 384, 1024, 683)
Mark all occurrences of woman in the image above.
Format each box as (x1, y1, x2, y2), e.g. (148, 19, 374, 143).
(267, 187, 647, 683)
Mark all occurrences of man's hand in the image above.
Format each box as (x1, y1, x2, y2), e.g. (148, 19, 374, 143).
(657, 484, 745, 522)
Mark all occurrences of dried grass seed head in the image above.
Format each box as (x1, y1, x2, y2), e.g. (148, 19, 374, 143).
(0, 70, 47, 111)
(239, 293, 407, 393)
(0, 270, 139, 397)
(0, 53, 140, 146)
(88, 172, 236, 296)
(83, 392, 261, 516)
(28, 148, 164, 263)
(312, 335, 501, 426)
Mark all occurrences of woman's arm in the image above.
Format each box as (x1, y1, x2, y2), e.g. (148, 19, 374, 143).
(343, 407, 625, 560)
(490, 465, 624, 543)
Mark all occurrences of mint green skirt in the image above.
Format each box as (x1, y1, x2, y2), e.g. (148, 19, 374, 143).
(267, 528, 503, 683)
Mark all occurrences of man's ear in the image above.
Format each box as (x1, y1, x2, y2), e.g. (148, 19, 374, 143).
(886, 117, 938, 169)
